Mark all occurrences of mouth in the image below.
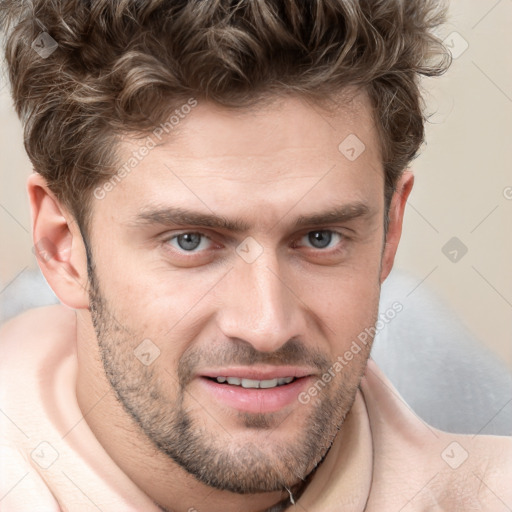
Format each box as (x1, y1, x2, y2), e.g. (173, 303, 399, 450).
(206, 376, 296, 389)
(197, 367, 314, 414)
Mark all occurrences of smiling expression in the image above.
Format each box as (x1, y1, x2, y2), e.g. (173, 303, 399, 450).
(83, 91, 389, 494)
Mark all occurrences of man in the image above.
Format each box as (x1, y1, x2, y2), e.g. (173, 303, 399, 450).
(0, 1, 511, 511)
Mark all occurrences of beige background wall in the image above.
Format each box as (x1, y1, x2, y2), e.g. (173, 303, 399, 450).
(394, 0, 512, 369)
(1, 1, 511, 368)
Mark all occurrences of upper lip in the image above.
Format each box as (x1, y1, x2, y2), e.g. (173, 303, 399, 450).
(200, 366, 314, 380)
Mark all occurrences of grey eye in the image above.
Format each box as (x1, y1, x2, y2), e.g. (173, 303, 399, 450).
(307, 230, 333, 249)
(176, 233, 202, 251)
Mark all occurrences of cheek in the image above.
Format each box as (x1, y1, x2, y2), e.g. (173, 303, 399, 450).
(294, 252, 382, 354)
(90, 254, 224, 365)
(319, 277, 380, 338)
(91, 231, 210, 314)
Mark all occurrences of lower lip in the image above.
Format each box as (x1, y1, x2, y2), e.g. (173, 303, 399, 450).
(197, 377, 311, 414)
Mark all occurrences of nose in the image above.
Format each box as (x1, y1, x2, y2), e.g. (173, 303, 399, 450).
(216, 248, 307, 353)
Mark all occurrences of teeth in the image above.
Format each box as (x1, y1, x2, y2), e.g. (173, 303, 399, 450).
(241, 378, 261, 388)
(259, 378, 278, 389)
(215, 376, 294, 388)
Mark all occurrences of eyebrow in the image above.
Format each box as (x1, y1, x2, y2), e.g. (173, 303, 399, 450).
(130, 202, 373, 233)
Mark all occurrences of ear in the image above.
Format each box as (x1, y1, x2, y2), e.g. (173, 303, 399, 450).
(379, 170, 414, 283)
(28, 172, 90, 309)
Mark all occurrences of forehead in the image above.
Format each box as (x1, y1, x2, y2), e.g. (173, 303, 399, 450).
(92, 91, 384, 227)
(149, 90, 380, 170)
(166, 91, 377, 156)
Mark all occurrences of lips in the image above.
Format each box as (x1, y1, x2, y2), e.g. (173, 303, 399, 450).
(197, 366, 315, 413)
(200, 366, 313, 381)
(210, 376, 295, 388)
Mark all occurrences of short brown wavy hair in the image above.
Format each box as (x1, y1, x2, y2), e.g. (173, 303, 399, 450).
(1, 0, 450, 234)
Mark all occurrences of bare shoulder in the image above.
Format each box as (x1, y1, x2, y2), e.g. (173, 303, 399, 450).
(470, 433, 512, 477)
(468, 431, 512, 464)
(443, 433, 512, 510)
(0, 304, 76, 354)
(0, 303, 75, 332)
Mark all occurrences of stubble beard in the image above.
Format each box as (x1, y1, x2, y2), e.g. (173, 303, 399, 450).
(87, 264, 372, 496)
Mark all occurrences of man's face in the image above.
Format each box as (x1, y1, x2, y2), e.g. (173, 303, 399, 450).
(85, 92, 386, 494)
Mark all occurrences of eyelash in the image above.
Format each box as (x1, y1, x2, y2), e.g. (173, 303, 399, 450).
(162, 230, 347, 257)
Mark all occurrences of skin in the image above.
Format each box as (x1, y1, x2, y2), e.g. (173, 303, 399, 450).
(26, 90, 413, 512)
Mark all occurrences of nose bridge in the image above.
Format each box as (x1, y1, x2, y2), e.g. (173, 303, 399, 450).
(218, 249, 303, 352)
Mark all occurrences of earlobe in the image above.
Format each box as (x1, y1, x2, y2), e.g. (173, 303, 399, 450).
(379, 170, 414, 283)
(28, 172, 90, 309)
